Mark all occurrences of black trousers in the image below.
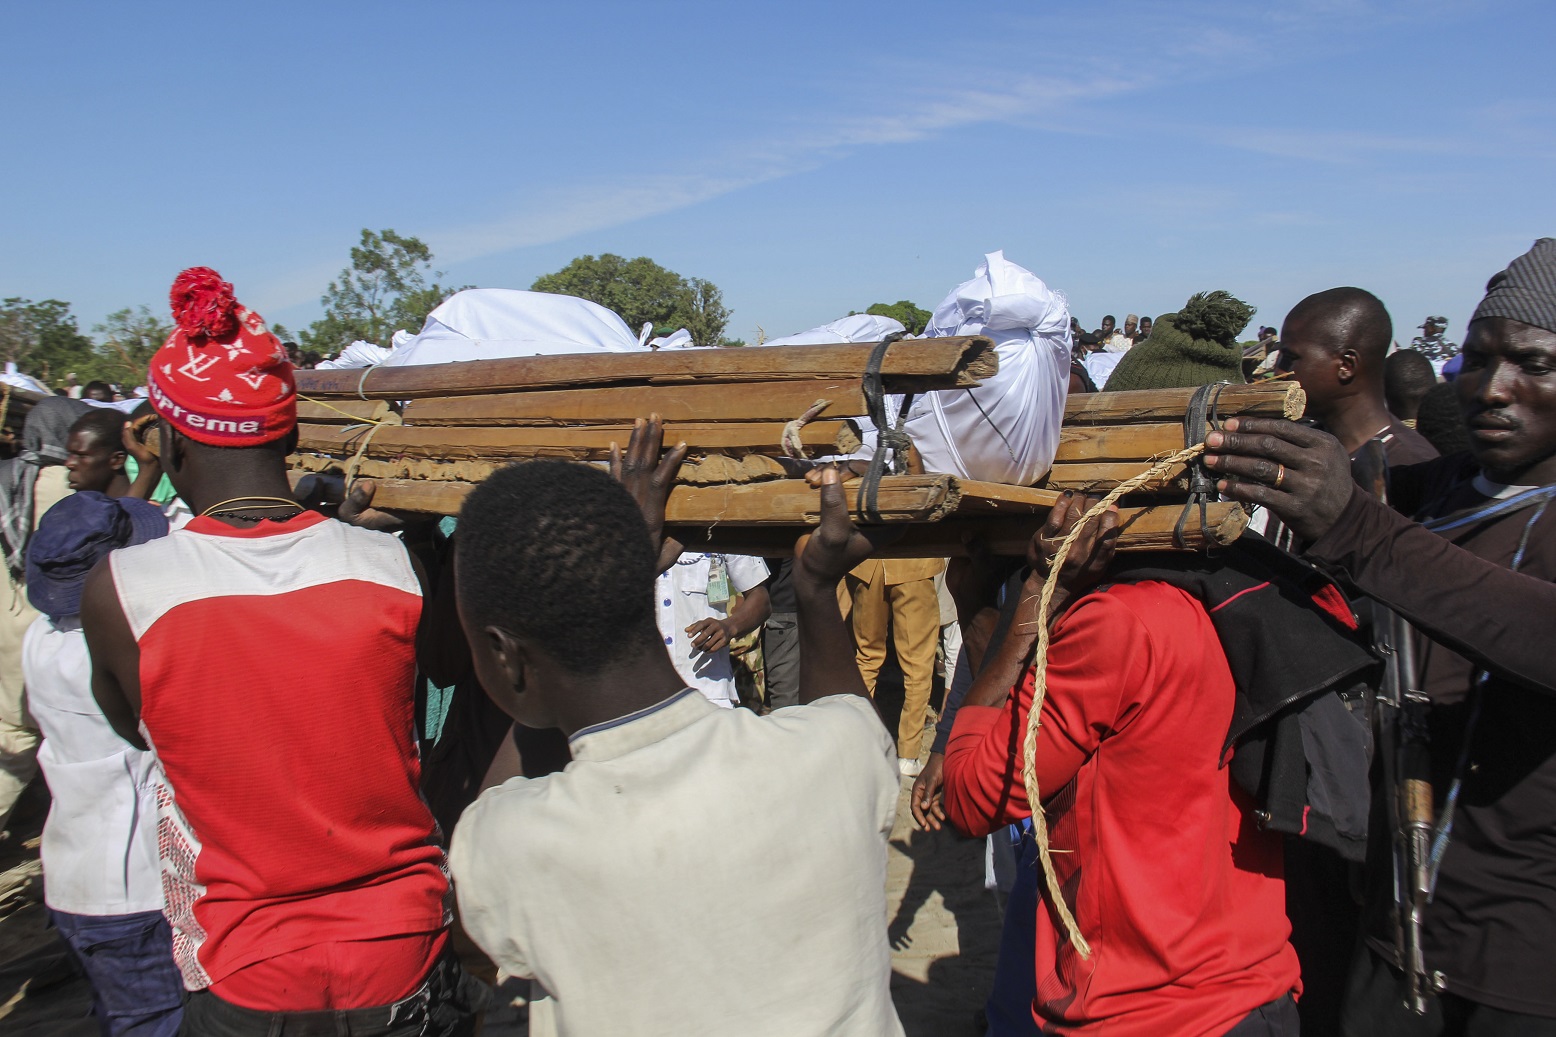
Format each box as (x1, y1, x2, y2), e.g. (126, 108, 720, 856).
(1341, 945, 1556, 1037)
(178, 954, 486, 1036)
(1226, 995, 1302, 1037)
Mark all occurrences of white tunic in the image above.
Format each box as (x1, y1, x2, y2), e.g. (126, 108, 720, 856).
(24, 616, 163, 916)
(451, 690, 904, 1037)
(655, 553, 769, 707)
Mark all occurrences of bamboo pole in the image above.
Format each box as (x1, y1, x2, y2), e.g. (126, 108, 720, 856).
(401, 380, 868, 426)
(1063, 382, 1305, 425)
(296, 420, 861, 461)
(293, 337, 997, 399)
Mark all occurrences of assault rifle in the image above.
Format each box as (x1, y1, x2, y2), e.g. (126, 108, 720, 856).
(1355, 439, 1434, 1014)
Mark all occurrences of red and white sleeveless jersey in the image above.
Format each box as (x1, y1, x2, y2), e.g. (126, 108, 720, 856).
(110, 511, 450, 992)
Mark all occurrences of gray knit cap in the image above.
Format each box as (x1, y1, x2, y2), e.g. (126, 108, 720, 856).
(1472, 237, 1556, 335)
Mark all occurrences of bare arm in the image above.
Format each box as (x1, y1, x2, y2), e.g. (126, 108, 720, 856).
(687, 583, 771, 654)
(81, 559, 146, 750)
(120, 423, 163, 501)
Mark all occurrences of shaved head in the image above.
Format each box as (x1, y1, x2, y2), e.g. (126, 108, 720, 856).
(1278, 287, 1399, 439)
(1283, 287, 1393, 373)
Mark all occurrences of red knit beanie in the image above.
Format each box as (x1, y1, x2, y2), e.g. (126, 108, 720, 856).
(148, 267, 296, 447)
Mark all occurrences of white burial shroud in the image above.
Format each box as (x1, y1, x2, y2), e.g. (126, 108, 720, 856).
(810, 253, 1070, 486)
(760, 313, 907, 348)
(381, 288, 644, 366)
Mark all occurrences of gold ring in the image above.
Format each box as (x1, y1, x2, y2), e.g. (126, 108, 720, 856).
(1273, 463, 1287, 489)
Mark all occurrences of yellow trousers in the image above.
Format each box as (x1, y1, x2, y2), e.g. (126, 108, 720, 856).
(846, 566, 939, 759)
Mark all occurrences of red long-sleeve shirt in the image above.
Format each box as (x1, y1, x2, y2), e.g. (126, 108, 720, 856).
(944, 580, 1299, 1036)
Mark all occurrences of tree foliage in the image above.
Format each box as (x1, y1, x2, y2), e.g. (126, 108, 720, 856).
(861, 300, 932, 335)
(303, 229, 457, 355)
(531, 254, 733, 347)
(0, 298, 99, 383)
(94, 306, 171, 387)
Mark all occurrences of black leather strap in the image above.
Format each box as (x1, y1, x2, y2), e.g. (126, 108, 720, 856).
(857, 331, 914, 522)
(1174, 381, 1230, 549)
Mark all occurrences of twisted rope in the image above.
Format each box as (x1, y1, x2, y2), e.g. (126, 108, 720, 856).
(780, 399, 832, 459)
(1020, 442, 1207, 959)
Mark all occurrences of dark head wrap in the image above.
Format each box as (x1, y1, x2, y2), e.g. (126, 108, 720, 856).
(1472, 237, 1556, 336)
(0, 395, 92, 578)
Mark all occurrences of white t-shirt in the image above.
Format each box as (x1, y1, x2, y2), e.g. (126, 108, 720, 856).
(655, 553, 769, 706)
(23, 616, 163, 916)
(450, 690, 904, 1037)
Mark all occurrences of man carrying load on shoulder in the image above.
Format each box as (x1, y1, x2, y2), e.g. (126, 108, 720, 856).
(944, 288, 1382, 1036)
(82, 267, 481, 1035)
(1205, 237, 1556, 1037)
(449, 422, 905, 1037)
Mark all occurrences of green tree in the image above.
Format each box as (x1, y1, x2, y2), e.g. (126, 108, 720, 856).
(303, 229, 457, 355)
(94, 306, 170, 387)
(0, 298, 99, 385)
(531, 254, 733, 347)
(683, 278, 732, 348)
(861, 300, 932, 335)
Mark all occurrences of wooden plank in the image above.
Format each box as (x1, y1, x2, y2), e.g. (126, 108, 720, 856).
(296, 399, 396, 425)
(402, 380, 867, 425)
(1045, 461, 1191, 492)
(292, 337, 996, 399)
(674, 503, 1249, 557)
(296, 420, 860, 461)
(1063, 382, 1305, 425)
(367, 474, 960, 523)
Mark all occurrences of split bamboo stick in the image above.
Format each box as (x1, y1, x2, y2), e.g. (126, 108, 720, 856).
(292, 337, 997, 399)
(672, 503, 1249, 557)
(1063, 382, 1305, 425)
(296, 399, 397, 425)
(363, 474, 961, 524)
(295, 420, 860, 461)
(401, 380, 868, 426)
(1054, 422, 1185, 464)
(1045, 461, 1191, 492)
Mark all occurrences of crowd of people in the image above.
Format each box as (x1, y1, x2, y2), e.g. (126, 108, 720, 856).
(0, 237, 1550, 1037)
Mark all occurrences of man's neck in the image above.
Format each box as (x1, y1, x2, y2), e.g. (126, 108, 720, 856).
(548, 649, 691, 738)
(1321, 396, 1396, 455)
(180, 474, 301, 527)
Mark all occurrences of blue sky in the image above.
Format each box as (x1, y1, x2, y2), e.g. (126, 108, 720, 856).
(4, 0, 1553, 347)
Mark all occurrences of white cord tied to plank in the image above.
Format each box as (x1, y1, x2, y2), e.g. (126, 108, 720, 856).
(1021, 441, 1207, 960)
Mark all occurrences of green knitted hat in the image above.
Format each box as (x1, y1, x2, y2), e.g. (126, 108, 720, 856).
(1102, 290, 1256, 392)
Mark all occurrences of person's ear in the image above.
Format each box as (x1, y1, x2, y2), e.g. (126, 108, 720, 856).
(484, 624, 528, 697)
(110, 447, 127, 471)
(1334, 348, 1358, 385)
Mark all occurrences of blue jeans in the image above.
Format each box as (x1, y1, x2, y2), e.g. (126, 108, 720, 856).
(50, 908, 184, 1037)
(986, 823, 1044, 1036)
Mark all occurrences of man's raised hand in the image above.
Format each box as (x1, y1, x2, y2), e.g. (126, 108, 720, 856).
(1203, 417, 1355, 542)
(793, 465, 888, 588)
(610, 415, 688, 568)
(1031, 492, 1120, 594)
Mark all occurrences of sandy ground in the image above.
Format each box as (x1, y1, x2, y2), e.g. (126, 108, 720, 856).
(0, 678, 1001, 1034)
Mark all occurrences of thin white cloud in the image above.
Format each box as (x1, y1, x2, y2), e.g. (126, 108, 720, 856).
(258, 0, 1501, 314)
